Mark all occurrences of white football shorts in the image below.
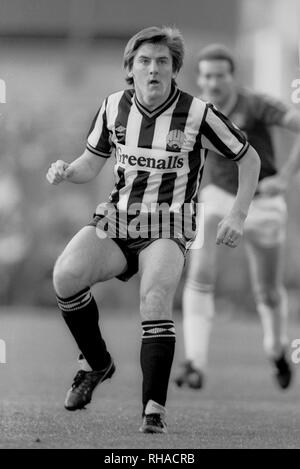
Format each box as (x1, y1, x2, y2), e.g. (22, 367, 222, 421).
(200, 184, 287, 247)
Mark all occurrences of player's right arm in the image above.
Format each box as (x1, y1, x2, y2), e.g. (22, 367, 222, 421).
(47, 97, 112, 185)
(46, 149, 106, 185)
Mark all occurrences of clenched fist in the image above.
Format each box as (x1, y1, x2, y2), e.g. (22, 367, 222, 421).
(46, 160, 74, 185)
(216, 213, 245, 248)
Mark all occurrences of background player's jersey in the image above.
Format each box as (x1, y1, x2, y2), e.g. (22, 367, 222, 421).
(206, 88, 289, 195)
(87, 87, 249, 220)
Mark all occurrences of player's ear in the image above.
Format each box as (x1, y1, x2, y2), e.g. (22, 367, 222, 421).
(128, 70, 134, 78)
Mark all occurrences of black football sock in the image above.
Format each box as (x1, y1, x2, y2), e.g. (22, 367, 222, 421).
(140, 319, 176, 414)
(56, 287, 111, 371)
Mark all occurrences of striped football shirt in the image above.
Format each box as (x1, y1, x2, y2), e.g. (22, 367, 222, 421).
(86, 86, 249, 223)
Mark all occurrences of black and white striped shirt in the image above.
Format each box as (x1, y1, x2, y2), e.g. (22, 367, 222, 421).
(87, 86, 249, 217)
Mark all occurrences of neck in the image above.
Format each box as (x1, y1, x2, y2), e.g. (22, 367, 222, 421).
(135, 85, 173, 111)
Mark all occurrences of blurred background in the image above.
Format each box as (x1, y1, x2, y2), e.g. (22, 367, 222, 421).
(0, 0, 299, 315)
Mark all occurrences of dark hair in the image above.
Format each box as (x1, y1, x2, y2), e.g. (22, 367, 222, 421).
(123, 26, 185, 86)
(197, 44, 235, 74)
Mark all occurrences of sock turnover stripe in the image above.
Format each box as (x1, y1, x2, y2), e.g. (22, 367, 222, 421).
(142, 320, 176, 340)
(144, 327, 175, 334)
(57, 291, 92, 312)
(58, 297, 93, 312)
(142, 319, 174, 325)
(142, 334, 176, 342)
(142, 322, 175, 329)
(57, 292, 91, 306)
(56, 286, 91, 303)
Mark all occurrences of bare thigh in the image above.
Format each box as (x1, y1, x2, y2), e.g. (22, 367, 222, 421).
(187, 213, 221, 285)
(139, 239, 185, 321)
(53, 226, 128, 296)
(245, 238, 284, 303)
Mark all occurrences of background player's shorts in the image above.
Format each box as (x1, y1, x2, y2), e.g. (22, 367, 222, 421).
(87, 213, 190, 282)
(200, 184, 287, 247)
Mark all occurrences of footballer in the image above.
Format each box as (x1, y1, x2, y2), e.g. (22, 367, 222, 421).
(175, 44, 300, 391)
(46, 27, 260, 434)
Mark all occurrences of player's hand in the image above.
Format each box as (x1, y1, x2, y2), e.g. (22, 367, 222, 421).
(257, 174, 288, 197)
(216, 214, 244, 248)
(46, 160, 74, 185)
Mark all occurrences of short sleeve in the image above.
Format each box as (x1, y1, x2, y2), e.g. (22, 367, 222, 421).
(201, 103, 249, 161)
(86, 98, 112, 158)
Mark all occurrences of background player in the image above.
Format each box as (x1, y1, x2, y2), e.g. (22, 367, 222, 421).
(175, 44, 300, 391)
(46, 29, 260, 434)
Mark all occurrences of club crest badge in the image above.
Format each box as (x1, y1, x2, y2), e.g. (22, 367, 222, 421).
(115, 125, 126, 142)
(166, 129, 186, 152)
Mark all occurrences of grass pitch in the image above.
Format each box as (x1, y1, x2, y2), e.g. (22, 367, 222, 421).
(0, 307, 299, 448)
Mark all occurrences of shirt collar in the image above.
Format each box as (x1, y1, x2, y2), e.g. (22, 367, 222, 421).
(134, 85, 180, 119)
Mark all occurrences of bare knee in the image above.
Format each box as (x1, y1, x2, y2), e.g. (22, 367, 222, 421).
(188, 223, 218, 285)
(140, 284, 173, 321)
(53, 254, 89, 298)
(255, 286, 282, 308)
(188, 253, 215, 286)
(188, 266, 215, 287)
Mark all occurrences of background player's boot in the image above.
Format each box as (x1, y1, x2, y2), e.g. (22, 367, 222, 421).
(139, 400, 167, 434)
(273, 350, 293, 390)
(174, 360, 204, 389)
(64, 357, 115, 410)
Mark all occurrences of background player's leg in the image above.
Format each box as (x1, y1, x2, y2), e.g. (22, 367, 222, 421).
(182, 213, 220, 377)
(245, 240, 288, 360)
(139, 239, 184, 415)
(53, 226, 127, 371)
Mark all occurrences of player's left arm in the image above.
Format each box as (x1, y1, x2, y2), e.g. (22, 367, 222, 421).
(216, 145, 260, 248)
(202, 104, 261, 248)
(259, 109, 300, 196)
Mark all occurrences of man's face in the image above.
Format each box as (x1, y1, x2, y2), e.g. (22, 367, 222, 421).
(131, 43, 176, 106)
(197, 59, 234, 106)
